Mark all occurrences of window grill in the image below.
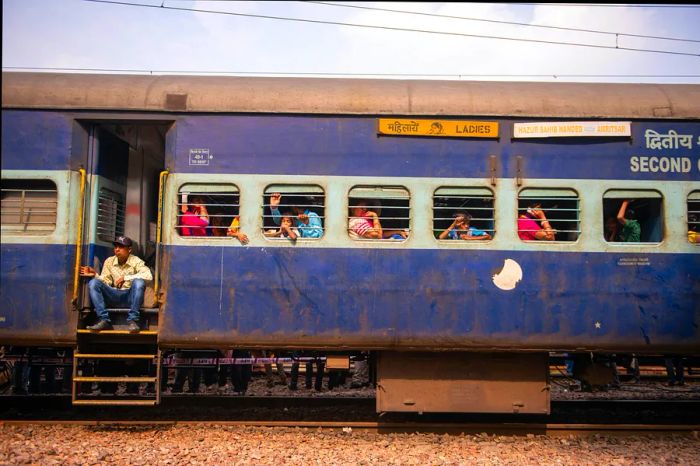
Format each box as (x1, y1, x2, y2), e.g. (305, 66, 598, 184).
(348, 186, 410, 241)
(262, 185, 325, 240)
(96, 188, 125, 242)
(687, 191, 699, 245)
(518, 188, 580, 242)
(0, 179, 58, 234)
(433, 187, 494, 240)
(603, 190, 663, 243)
(177, 184, 240, 238)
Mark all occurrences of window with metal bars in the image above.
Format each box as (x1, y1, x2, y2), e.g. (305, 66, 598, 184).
(177, 184, 240, 238)
(262, 185, 325, 240)
(0, 179, 58, 234)
(433, 187, 494, 241)
(348, 186, 410, 241)
(96, 188, 125, 242)
(518, 188, 580, 242)
(688, 191, 700, 245)
(602, 190, 663, 243)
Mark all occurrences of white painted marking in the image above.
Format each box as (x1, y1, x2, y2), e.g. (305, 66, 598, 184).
(492, 258, 523, 291)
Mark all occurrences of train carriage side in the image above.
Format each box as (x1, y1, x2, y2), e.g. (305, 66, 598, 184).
(157, 113, 700, 354)
(1, 109, 83, 345)
(2, 73, 699, 412)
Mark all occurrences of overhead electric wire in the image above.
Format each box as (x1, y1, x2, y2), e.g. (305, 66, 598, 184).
(4, 66, 700, 80)
(82, 0, 700, 58)
(305, 1, 700, 44)
(502, 3, 700, 8)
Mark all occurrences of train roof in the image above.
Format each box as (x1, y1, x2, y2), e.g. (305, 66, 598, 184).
(2, 71, 700, 119)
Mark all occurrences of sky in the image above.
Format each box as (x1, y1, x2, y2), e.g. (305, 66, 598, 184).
(3, 1, 700, 83)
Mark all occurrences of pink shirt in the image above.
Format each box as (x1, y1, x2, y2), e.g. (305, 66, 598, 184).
(180, 211, 209, 236)
(517, 216, 540, 240)
(349, 217, 373, 238)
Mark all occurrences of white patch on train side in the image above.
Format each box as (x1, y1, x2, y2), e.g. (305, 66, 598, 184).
(492, 259, 523, 291)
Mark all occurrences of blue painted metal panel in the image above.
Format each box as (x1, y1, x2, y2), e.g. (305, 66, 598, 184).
(1, 111, 75, 171)
(170, 116, 700, 181)
(159, 245, 700, 351)
(0, 244, 77, 344)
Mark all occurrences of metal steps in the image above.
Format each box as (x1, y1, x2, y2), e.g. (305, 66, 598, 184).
(72, 399, 158, 406)
(73, 307, 161, 407)
(77, 329, 158, 335)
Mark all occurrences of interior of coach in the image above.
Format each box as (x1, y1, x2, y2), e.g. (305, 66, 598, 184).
(83, 122, 169, 269)
(176, 184, 241, 237)
(262, 186, 326, 236)
(433, 189, 495, 238)
(602, 194, 663, 243)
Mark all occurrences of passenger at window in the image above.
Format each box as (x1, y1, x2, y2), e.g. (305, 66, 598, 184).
(226, 216, 249, 244)
(616, 200, 641, 242)
(688, 214, 699, 243)
(439, 211, 491, 240)
(180, 195, 210, 237)
(518, 203, 555, 241)
(269, 192, 323, 238)
(348, 200, 408, 239)
(264, 213, 299, 240)
(605, 217, 619, 242)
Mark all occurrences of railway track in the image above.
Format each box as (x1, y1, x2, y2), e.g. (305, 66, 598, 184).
(2, 396, 699, 434)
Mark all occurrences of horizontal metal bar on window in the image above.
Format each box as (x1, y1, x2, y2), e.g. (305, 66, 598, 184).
(1, 197, 58, 202)
(433, 218, 494, 223)
(262, 214, 325, 219)
(432, 228, 495, 233)
(1, 189, 57, 193)
(2, 208, 57, 213)
(518, 210, 581, 215)
(603, 191, 662, 199)
(433, 207, 494, 212)
(5, 221, 57, 225)
(433, 196, 495, 200)
(179, 186, 239, 194)
(262, 204, 324, 209)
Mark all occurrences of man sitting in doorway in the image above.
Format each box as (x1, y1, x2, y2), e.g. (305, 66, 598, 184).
(80, 235, 152, 332)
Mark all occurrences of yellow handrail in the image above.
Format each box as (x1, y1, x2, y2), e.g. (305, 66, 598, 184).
(154, 169, 169, 305)
(71, 168, 87, 307)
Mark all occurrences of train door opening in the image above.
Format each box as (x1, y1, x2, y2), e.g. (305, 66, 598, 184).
(71, 120, 170, 406)
(80, 122, 170, 274)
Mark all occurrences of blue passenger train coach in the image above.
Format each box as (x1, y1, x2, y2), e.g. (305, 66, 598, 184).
(1, 73, 699, 412)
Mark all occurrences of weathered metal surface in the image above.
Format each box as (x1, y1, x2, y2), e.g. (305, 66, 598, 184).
(0, 244, 77, 345)
(376, 352, 550, 414)
(1, 111, 74, 171)
(164, 115, 699, 183)
(3, 72, 700, 119)
(157, 245, 699, 352)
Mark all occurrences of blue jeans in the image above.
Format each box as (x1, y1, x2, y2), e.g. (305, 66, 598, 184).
(88, 278, 145, 323)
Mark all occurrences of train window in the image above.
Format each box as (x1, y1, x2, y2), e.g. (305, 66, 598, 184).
(687, 191, 700, 245)
(518, 188, 580, 242)
(348, 186, 410, 241)
(433, 187, 494, 240)
(262, 185, 325, 240)
(96, 188, 125, 242)
(0, 179, 58, 234)
(177, 183, 240, 238)
(602, 190, 663, 243)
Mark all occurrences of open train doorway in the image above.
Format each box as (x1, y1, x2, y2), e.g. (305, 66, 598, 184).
(79, 121, 171, 277)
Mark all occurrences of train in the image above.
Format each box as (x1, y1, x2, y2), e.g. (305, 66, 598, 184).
(1, 72, 699, 412)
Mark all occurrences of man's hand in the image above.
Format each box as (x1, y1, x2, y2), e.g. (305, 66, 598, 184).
(270, 192, 281, 209)
(236, 233, 249, 245)
(115, 276, 125, 289)
(79, 266, 96, 277)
